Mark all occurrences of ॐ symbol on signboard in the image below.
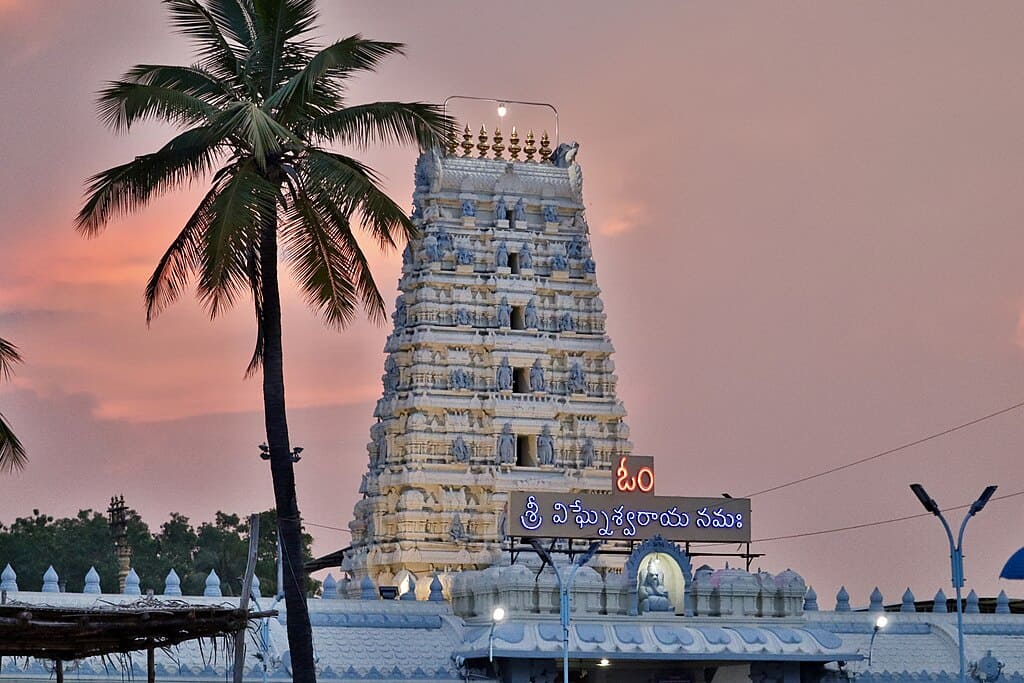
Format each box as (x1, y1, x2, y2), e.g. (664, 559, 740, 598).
(616, 456, 654, 493)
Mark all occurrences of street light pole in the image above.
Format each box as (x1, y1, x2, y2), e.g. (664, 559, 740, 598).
(910, 483, 997, 683)
(530, 540, 603, 683)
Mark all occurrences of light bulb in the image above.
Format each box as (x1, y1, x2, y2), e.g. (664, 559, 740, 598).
(492, 606, 506, 622)
(875, 615, 888, 629)
(497, 103, 507, 118)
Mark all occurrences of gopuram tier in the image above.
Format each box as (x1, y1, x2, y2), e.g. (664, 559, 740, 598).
(343, 130, 633, 592)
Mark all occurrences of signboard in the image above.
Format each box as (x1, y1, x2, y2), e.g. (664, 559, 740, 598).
(507, 491, 751, 543)
(614, 456, 655, 494)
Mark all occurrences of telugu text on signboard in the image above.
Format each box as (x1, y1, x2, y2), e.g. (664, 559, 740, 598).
(507, 491, 752, 543)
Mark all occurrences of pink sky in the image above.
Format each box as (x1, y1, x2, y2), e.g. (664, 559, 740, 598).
(2, 1, 1024, 605)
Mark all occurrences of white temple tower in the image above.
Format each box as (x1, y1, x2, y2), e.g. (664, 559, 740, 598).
(343, 128, 633, 591)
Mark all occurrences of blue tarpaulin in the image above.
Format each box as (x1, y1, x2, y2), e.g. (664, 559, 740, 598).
(1000, 546, 1024, 579)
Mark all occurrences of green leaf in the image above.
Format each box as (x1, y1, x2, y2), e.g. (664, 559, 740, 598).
(77, 125, 228, 235)
(0, 337, 22, 382)
(304, 100, 452, 151)
(0, 411, 26, 474)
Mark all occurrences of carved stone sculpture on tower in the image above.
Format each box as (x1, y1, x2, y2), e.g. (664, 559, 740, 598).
(495, 197, 507, 222)
(568, 361, 587, 393)
(514, 197, 526, 222)
(524, 298, 539, 329)
(580, 438, 596, 468)
(495, 241, 509, 268)
(529, 358, 545, 392)
(497, 423, 516, 464)
(497, 297, 511, 328)
(462, 199, 476, 217)
(496, 357, 513, 391)
(452, 436, 470, 463)
(520, 243, 533, 270)
(423, 235, 439, 263)
(537, 425, 555, 466)
(437, 227, 452, 254)
(543, 205, 558, 223)
(393, 298, 407, 329)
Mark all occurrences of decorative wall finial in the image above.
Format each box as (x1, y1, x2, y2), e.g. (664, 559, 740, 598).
(460, 125, 474, 157)
(401, 576, 417, 600)
(835, 585, 850, 612)
(250, 573, 261, 599)
(164, 568, 182, 596)
(803, 586, 818, 611)
(869, 586, 884, 612)
(428, 574, 444, 601)
(508, 127, 521, 160)
(539, 131, 552, 163)
(84, 567, 101, 594)
(360, 574, 377, 600)
(492, 127, 504, 159)
(204, 568, 222, 597)
(42, 565, 59, 593)
(0, 564, 16, 592)
(124, 568, 141, 596)
(966, 589, 980, 614)
(524, 130, 537, 162)
(996, 589, 1010, 614)
(476, 125, 490, 158)
(901, 587, 916, 612)
(933, 588, 948, 613)
(323, 573, 338, 599)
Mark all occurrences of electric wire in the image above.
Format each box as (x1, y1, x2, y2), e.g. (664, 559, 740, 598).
(695, 488, 1024, 548)
(744, 399, 1024, 498)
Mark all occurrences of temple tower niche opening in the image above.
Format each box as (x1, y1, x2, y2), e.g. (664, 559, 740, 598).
(343, 131, 632, 593)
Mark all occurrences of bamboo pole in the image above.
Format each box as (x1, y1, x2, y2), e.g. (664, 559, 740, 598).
(233, 514, 260, 683)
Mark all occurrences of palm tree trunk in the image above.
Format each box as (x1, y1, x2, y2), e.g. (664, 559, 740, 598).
(259, 206, 317, 683)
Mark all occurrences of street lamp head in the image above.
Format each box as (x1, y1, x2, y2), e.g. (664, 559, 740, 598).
(969, 485, 998, 515)
(874, 615, 889, 630)
(910, 483, 941, 515)
(497, 102, 507, 118)
(597, 658, 611, 667)
(492, 606, 505, 622)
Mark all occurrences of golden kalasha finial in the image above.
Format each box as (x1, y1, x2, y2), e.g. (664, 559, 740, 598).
(508, 126, 521, 161)
(492, 127, 505, 159)
(445, 125, 458, 155)
(460, 125, 474, 157)
(524, 130, 537, 162)
(476, 124, 490, 158)
(539, 131, 552, 163)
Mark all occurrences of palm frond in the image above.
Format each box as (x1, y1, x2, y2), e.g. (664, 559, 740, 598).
(252, 0, 319, 93)
(163, 0, 242, 80)
(144, 183, 220, 323)
(77, 125, 227, 235)
(304, 101, 452, 151)
(303, 149, 415, 250)
(265, 37, 404, 121)
(281, 182, 359, 328)
(0, 412, 27, 474)
(302, 179, 388, 324)
(243, 239, 265, 377)
(0, 337, 22, 382)
(97, 80, 219, 133)
(207, 0, 257, 50)
(195, 164, 279, 318)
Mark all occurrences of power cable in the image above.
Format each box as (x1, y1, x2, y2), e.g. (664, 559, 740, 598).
(745, 399, 1024, 498)
(695, 488, 1024, 548)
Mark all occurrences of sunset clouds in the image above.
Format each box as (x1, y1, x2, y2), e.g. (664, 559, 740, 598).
(3, 2, 1024, 601)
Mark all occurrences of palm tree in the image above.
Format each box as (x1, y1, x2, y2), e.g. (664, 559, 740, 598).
(76, 2, 450, 679)
(0, 336, 26, 473)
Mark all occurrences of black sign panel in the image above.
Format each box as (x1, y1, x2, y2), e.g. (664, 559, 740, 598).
(508, 491, 751, 542)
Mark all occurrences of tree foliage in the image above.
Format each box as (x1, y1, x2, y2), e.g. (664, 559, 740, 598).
(0, 337, 26, 473)
(0, 506, 316, 596)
